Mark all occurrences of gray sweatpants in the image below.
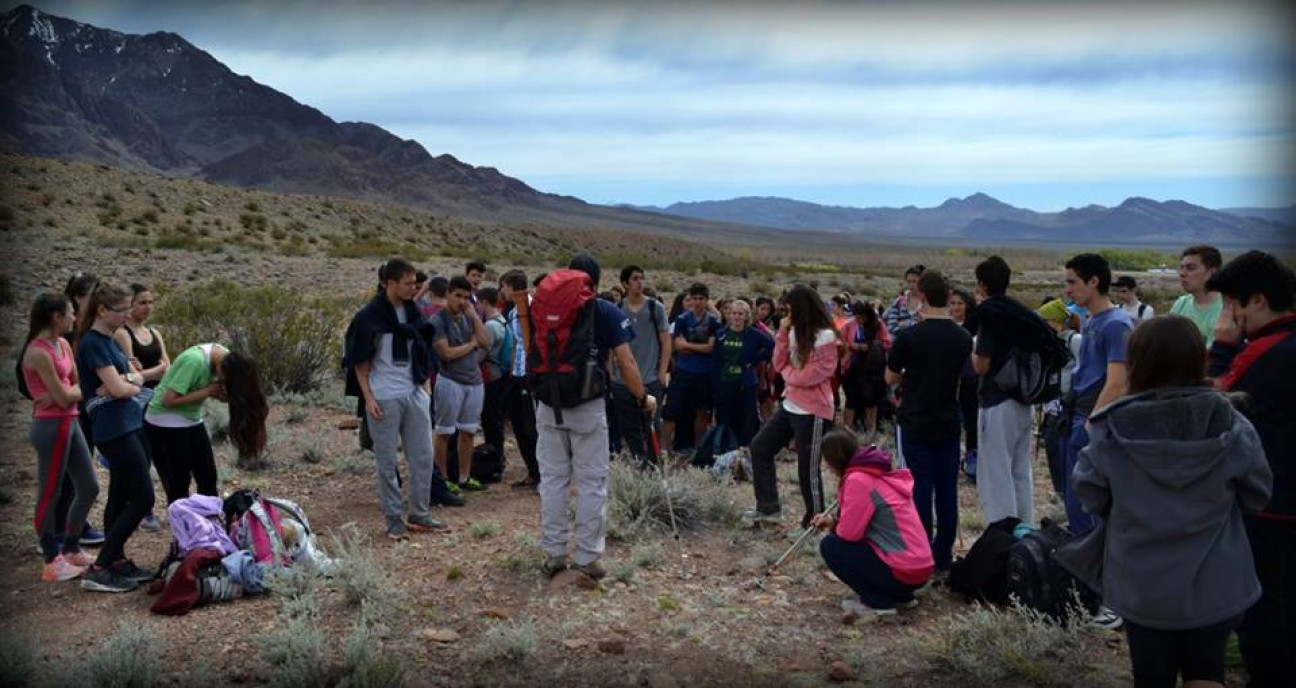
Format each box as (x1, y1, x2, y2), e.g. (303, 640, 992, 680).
(536, 398, 609, 566)
(370, 388, 434, 521)
(30, 416, 99, 560)
(976, 399, 1034, 524)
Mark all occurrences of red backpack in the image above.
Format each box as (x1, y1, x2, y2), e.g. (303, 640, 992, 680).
(527, 269, 605, 424)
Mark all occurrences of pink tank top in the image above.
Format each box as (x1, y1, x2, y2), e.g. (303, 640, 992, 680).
(23, 338, 78, 419)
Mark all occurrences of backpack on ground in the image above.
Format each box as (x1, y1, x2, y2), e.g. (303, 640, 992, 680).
(691, 424, 739, 468)
(526, 269, 605, 424)
(711, 447, 753, 481)
(1005, 520, 1099, 621)
(225, 489, 290, 565)
(947, 516, 1021, 604)
(471, 443, 504, 484)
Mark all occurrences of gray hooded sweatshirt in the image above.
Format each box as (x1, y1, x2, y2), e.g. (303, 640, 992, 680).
(1056, 388, 1272, 630)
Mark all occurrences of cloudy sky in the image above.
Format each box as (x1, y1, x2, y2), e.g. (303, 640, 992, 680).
(14, 0, 1296, 210)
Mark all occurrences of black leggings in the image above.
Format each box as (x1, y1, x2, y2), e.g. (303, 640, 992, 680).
(1124, 615, 1240, 688)
(145, 422, 217, 503)
(750, 407, 832, 527)
(95, 429, 154, 567)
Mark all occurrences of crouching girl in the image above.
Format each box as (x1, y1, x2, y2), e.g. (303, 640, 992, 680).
(814, 429, 934, 620)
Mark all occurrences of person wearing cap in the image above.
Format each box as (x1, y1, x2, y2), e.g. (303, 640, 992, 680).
(1206, 251, 1296, 687)
(535, 253, 656, 580)
(1111, 275, 1154, 323)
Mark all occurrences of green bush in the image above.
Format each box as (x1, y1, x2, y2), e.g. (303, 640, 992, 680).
(1098, 248, 1174, 272)
(472, 619, 538, 665)
(153, 280, 354, 393)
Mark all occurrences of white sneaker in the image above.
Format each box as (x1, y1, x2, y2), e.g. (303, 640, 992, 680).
(1091, 605, 1123, 630)
(841, 597, 896, 621)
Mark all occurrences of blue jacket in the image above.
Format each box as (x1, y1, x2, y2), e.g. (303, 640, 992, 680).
(712, 326, 774, 389)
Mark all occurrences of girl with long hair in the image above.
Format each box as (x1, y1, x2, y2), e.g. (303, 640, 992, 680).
(146, 345, 267, 503)
(839, 301, 890, 435)
(74, 282, 155, 593)
(51, 271, 105, 547)
(114, 283, 170, 531)
(712, 299, 774, 447)
(1058, 315, 1271, 688)
(22, 293, 100, 581)
(813, 430, 933, 621)
(746, 285, 840, 529)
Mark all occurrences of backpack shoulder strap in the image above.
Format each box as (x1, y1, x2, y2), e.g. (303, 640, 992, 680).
(1137, 303, 1148, 318)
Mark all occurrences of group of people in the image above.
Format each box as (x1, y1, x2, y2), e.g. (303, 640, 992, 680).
(20, 244, 1294, 687)
(21, 273, 268, 593)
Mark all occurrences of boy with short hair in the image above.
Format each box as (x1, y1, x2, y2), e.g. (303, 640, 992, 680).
(611, 265, 671, 466)
(1170, 245, 1223, 346)
(1111, 275, 1154, 322)
(499, 270, 540, 487)
(432, 276, 493, 493)
(477, 287, 510, 465)
(662, 282, 721, 453)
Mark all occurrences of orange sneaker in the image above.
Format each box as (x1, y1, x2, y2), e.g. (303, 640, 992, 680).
(42, 554, 87, 582)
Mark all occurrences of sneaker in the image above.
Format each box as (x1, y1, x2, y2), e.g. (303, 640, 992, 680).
(81, 565, 138, 593)
(445, 481, 462, 495)
(386, 519, 410, 541)
(42, 555, 87, 582)
(543, 554, 569, 578)
(742, 508, 783, 525)
(111, 559, 155, 582)
(897, 598, 920, 611)
(1091, 606, 1124, 630)
(842, 597, 897, 621)
(407, 515, 448, 532)
(140, 513, 162, 532)
(573, 560, 606, 580)
(63, 550, 94, 567)
(432, 489, 467, 507)
(78, 527, 105, 546)
(511, 476, 540, 490)
(458, 477, 486, 492)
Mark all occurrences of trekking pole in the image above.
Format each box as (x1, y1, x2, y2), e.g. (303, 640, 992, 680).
(769, 496, 839, 572)
(644, 410, 680, 540)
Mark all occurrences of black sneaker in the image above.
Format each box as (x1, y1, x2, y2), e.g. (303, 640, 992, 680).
(432, 489, 467, 507)
(111, 559, 156, 582)
(81, 566, 139, 593)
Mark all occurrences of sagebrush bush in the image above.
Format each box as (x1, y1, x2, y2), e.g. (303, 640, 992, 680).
(0, 634, 35, 687)
(472, 619, 538, 665)
(471, 521, 501, 540)
(918, 601, 1120, 687)
(263, 612, 327, 688)
(607, 463, 743, 541)
(497, 532, 542, 574)
(339, 607, 407, 688)
(87, 622, 160, 688)
(329, 524, 405, 613)
(154, 279, 356, 393)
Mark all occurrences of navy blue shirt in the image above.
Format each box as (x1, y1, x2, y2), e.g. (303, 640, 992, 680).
(77, 329, 145, 444)
(672, 310, 723, 375)
(593, 300, 634, 372)
(1071, 307, 1132, 399)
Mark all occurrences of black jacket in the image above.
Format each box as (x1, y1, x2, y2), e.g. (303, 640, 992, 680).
(342, 295, 436, 395)
(1210, 313, 1296, 517)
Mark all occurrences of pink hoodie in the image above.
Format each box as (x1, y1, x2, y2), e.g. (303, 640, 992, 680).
(835, 453, 935, 585)
(773, 327, 838, 421)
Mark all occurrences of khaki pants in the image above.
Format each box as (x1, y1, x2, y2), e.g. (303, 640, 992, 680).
(536, 398, 609, 566)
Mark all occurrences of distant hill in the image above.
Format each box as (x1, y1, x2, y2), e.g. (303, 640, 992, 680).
(657, 194, 1292, 246)
(1218, 206, 1296, 226)
(0, 4, 765, 241)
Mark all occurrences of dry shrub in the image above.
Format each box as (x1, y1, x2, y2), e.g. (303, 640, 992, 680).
(606, 462, 743, 541)
(87, 622, 160, 688)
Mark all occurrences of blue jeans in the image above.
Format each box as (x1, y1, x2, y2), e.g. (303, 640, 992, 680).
(820, 533, 920, 610)
(899, 428, 960, 569)
(1063, 417, 1097, 535)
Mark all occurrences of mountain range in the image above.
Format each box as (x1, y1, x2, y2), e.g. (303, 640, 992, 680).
(642, 194, 1293, 246)
(0, 4, 1290, 248)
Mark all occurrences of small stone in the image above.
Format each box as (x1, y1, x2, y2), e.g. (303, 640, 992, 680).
(562, 638, 589, 650)
(337, 417, 360, 430)
(597, 639, 627, 655)
(479, 609, 509, 620)
(778, 661, 803, 673)
(828, 661, 855, 682)
(420, 628, 460, 643)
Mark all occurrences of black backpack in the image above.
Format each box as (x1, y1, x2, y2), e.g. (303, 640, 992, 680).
(470, 444, 504, 484)
(690, 424, 738, 468)
(994, 341, 1071, 405)
(947, 516, 1021, 604)
(1005, 520, 1099, 621)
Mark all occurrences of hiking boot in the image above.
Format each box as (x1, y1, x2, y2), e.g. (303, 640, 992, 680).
(573, 560, 606, 580)
(742, 508, 782, 525)
(1091, 606, 1123, 630)
(42, 555, 87, 582)
(407, 515, 448, 532)
(543, 554, 569, 578)
(78, 527, 105, 546)
(842, 597, 897, 621)
(111, 559, 155, 582)
(386, 518, 410, 541)
(81, 565, 138, 593)
(458, 477, 486, 492)
(140, 512, 162, 532)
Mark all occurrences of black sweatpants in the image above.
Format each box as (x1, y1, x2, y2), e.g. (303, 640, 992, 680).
(1238, 516, 1296, 688)
(1124, 615, 1240, 688)
(820, 533, 920, 610)
(958, 372, 978, 454)
(95, 429, 154, 567)
(145, 421, 217, 504)
(750, 406, 832, 527)
(482, 376, 509, 458)
(503, 376, 539, 481)
(612, 381, 664, 467)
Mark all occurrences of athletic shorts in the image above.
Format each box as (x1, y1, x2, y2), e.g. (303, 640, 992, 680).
(662, 369, 713, 422)
(434, 376, 484, 434)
